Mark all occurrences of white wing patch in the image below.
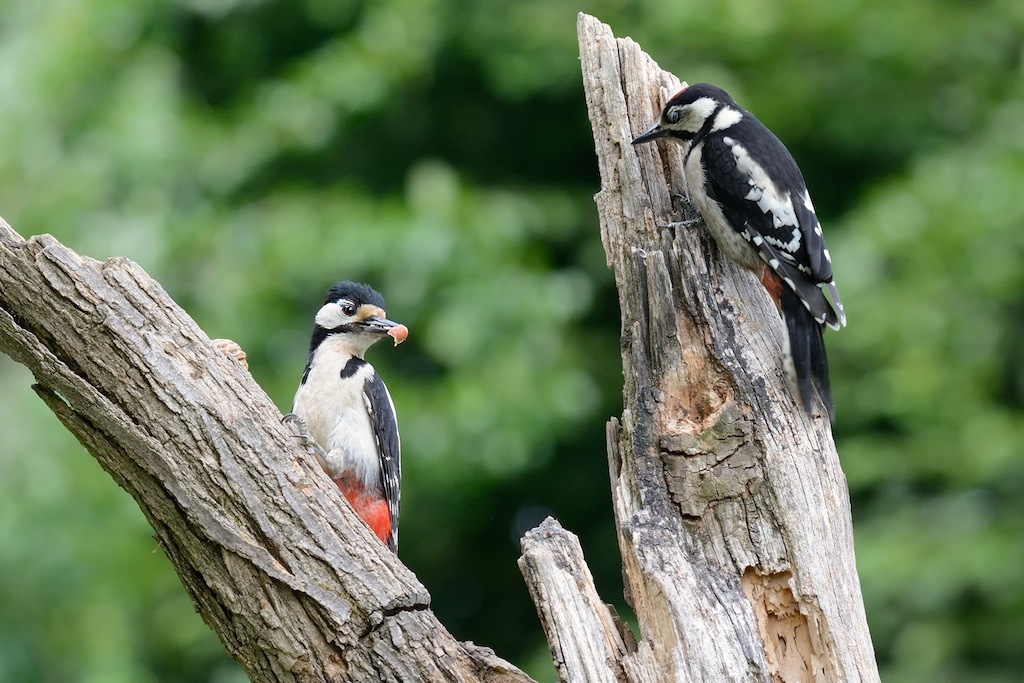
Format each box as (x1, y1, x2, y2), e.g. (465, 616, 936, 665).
(802, 189, 816, 213)
(724, 136, 799, 233)
(363, 390, 400, 488)
(711, 106, 743, 132)
(771, 226, 802, 253)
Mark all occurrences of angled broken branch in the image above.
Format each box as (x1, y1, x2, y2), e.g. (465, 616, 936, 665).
(0, 219, 532, 683)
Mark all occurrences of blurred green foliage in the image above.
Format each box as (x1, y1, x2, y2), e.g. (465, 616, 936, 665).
(1, 1, 1022, 681)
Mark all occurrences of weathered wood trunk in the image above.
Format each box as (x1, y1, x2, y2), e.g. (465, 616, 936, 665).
(0, 219, 533, 683)
(0, 14, 880, 683)
(518, 15, 879, 683)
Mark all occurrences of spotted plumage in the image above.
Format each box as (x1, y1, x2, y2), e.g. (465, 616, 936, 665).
(289, 281, 407, 552)
(633, 83, 844, 419)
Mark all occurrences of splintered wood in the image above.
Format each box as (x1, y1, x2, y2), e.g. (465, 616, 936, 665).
(516, 13, 880, 683)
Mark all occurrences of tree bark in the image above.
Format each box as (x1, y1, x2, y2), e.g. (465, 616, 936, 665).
(519, 518, 652, 683)
(0, 14, 881, 682)
(0, 219, 533, 683)
(517, 14, 879, 683)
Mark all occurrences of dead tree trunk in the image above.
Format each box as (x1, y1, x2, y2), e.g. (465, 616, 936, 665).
(0, 219, 533, 683)
(518, 15, 879, 683)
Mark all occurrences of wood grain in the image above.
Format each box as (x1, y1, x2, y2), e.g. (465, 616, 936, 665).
(517, 14, 879, 682)
(0, 220, 532, 683)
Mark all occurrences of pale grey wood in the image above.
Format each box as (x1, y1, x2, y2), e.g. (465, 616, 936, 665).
(535, 13, 880, 683)
(0, 219, 533, 683)
(519, 517, 661, 683)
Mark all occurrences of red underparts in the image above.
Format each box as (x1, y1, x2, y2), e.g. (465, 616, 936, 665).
(761, 268, 784, 312)
(334, 474, 391, 546)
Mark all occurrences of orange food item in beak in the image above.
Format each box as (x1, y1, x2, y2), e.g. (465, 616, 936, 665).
(388, 324, 409, 346)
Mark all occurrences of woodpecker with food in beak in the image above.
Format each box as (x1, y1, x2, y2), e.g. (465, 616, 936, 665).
(286, 281, 408, 552)
(632, 82, 845, 420)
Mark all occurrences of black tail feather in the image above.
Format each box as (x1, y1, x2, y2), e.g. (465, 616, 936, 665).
(780, 287, 835, 421)
(809, 318, 834, 421)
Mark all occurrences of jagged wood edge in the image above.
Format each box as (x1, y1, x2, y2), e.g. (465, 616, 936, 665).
(514, 14, 879, 683)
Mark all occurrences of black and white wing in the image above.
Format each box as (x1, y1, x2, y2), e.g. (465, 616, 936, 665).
(701, 120, 845, 329)
(363, 372, 401, 553)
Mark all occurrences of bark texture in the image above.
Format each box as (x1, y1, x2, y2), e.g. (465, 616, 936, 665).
(0, 219, 532, 683)
(519, 517, 653, 683)
(517, 14, 878, 683)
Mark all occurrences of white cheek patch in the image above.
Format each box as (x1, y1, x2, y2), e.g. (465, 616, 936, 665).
(689, 97, 718, 120)
(671, 97, 719, 133)
(315, 301, 351, 329)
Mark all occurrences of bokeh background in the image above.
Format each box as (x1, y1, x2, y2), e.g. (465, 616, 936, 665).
(1, 1, 1023, 681)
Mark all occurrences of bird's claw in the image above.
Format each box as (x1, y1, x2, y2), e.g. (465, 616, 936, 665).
(667, 191, 702, 228)
(661, 218, 701, 230)
(671, 192, 695, 208)
(282, 413, 328, 460)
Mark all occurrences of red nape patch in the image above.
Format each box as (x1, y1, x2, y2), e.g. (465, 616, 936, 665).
(761, 269, 785, 311)
(335, 476, 391, 546)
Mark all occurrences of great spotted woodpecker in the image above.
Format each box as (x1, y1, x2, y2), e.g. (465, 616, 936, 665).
(285, 281, 408, 552)
(632, 82, 845, 420)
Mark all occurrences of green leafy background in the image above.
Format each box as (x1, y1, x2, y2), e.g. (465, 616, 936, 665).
(1, 1, 1022, 681)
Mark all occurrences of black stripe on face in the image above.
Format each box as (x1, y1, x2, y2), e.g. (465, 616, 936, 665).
(341, 356, 367, 379)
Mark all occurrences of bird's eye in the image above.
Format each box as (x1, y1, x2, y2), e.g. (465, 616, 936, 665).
(341, 302, 357, 316)
(667, 109, 681, 124)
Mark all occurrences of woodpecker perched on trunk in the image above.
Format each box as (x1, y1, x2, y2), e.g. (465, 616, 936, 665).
(286, 281, 408, 552)
(632, 82, 845, 420)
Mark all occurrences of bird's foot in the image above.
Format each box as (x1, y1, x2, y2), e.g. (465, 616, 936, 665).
(661, 218, 701, 230)
(282, 413, 328, 461)
(666, 192, 702, 230)
(671, 192, 697, 209)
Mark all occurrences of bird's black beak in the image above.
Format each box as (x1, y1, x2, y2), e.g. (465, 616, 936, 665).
(632, 121, 667, 145)
(359, 316, 409, 345)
